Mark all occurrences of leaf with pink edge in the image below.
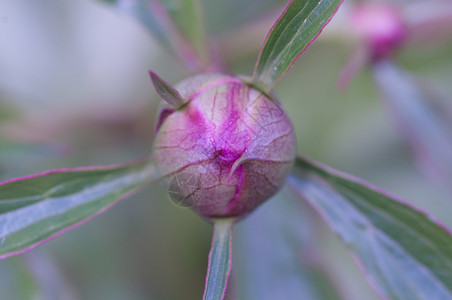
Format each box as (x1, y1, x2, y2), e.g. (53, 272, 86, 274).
(0, 159, 157, 259)
(252, 0, 342, 91)
(289, 156, 452, 300)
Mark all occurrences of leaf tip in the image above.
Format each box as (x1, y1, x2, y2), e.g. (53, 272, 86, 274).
(149, 70, 185, 108)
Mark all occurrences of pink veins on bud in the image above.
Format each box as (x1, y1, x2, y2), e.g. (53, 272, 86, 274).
(152, 74, 296, 218)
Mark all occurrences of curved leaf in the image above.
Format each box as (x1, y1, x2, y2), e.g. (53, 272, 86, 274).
(203, 218, 234, 300)
(252, 0, 342, 91)
(373, 60, 452, 188)
(289, 156, 452, 300)
(0, 159, 157, 259)
(149, 71, 185, 107)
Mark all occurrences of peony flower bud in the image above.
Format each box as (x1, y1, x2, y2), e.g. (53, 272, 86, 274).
(350, 4, 406, 61)
(152, 73, 296, 218)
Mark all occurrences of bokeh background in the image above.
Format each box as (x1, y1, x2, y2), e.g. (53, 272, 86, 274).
(1, 0, 452, 299)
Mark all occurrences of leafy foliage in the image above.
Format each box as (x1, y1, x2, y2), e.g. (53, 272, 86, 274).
(253, 0, 342, 90)
(234, 189, 342, 299)
(290, 157, 452, 299)
(373, 60, 452, 187)
(0, 160, 156, 259)
(160, 0, 208, 64)
(2, 0, 452, 299)
(102, 0, 208, 71)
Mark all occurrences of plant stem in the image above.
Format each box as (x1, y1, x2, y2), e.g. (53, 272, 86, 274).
(202, 217, 235, 300)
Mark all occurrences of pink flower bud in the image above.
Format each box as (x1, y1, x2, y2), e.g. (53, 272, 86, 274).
(152, 74, 296, 218)
(351, 4, 406, 61)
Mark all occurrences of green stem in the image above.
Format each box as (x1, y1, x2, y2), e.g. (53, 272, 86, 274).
(202, 217, 235, 300)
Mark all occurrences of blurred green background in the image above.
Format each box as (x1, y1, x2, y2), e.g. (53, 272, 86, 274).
(0, 0, 451, 299)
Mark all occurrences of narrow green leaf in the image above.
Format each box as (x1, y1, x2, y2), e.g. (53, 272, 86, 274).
(160, 0, 208, 64)
(0, 159, 157, 259)
(289, 156, 452, 300)
(252, 0, 342, 90)
(149, 71, 185, 107)
(203, 218, 234, 300)
(373, 60, 452, 187)
(101, 0, 207, 71)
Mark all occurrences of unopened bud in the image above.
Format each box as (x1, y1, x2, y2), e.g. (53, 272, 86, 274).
(152, 74, 296, 218)
(351, 4, 406, 61)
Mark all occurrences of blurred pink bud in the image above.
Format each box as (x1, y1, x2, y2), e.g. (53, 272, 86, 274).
(351, 4, 406, 61)
(152, 74, 296, 218)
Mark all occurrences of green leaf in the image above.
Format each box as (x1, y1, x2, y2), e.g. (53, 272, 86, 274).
(252, 0, 342, 91)
(289, 156, 452, 299)
(373, 60, 452, 187)
(102, 0, 207, 71)
(160, 0, 208, 64)
(203, 218, 234, 300)
(149, 71, 185, 107)
(234, 189, 342, 300)
(0, 159, 157, 259)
